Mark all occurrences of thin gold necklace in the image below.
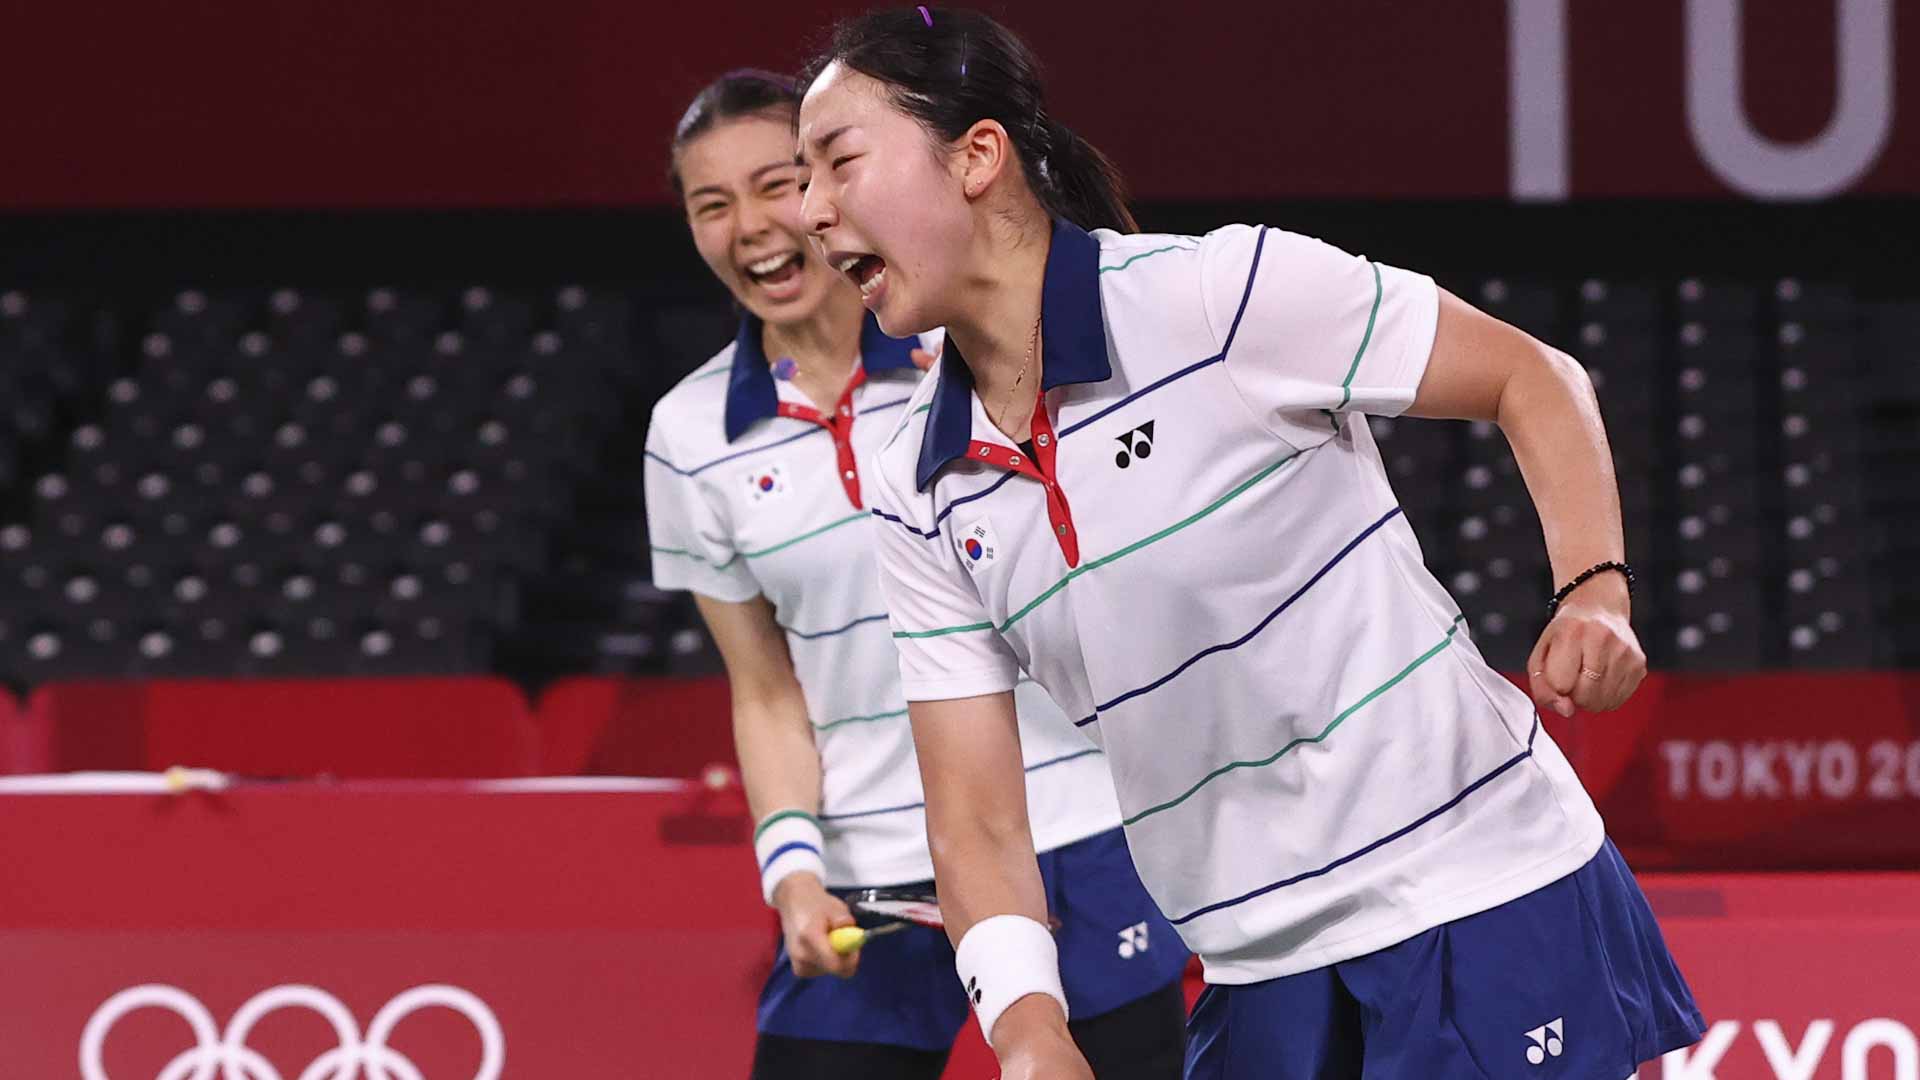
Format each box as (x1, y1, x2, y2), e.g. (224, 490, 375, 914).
(996, 314, 1042, 434)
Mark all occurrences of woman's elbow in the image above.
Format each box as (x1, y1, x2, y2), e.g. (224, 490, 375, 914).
(1499, 345, 1598, 428)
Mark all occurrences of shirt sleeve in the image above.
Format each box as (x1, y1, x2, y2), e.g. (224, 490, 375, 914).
(867, 456, 1022, 702)
(1201, 223, 1440, 450)
(642, 409, 761, 604)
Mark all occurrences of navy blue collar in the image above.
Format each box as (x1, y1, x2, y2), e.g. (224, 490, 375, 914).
(916, 218, 1111, 491)
(723, 311, 921, 442)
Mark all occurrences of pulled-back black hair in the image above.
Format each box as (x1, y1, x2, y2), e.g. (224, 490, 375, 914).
(668, 68, 801, 197)
(797, 7, 1137, 234)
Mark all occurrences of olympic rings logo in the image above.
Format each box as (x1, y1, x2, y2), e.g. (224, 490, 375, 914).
(80, 983, 504, 1080)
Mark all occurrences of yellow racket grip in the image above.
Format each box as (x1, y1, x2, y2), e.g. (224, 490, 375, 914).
(829, 926, 868, 955)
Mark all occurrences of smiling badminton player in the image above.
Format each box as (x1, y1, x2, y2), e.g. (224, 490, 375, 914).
(794, 9, 1705, 1080)
(644, 69, 1187, 1079)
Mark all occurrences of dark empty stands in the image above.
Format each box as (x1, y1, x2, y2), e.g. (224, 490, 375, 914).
(0, 284, 700, 684)
(1, 269, 1916, 689)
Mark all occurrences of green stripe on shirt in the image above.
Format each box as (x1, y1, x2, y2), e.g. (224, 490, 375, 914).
(815, 707, 910, 732)
(892, 448, 1303, 639)
(1121, 614, 1469, 826)
(649, 544, 740, 569)
(739, 512, 867, 559)
(1100, 242, 1199, 274)
(653, 511, 865, 568)
(1335, 261, 1384, 412)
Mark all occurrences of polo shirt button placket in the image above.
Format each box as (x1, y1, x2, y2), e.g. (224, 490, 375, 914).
(1030, 389, 1081, 565)
(774, 365, 870, 509)
(963, 389, 1079, 564)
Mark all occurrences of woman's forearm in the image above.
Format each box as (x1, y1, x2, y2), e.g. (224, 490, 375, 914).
(734, 688, 824, 823)
(688, 593, 825, 822)
(1495, 346, 1630, 604)
(923, 775, 1049, 940)
(910, 694, 1067, 1056)
(910, 695, 1051, 942)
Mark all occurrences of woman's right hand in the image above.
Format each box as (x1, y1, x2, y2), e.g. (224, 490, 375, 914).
(771, 874, 860, 979)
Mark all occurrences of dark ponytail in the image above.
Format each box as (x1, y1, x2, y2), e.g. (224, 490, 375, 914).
(797, 7, 1137, 234)
(1033, 115, 1136, 237)
(668, 68, 801, 197)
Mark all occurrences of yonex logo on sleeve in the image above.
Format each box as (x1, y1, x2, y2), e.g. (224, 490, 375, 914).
(1114, 421, 1155, 468)
(1116, 921, 1151, 959)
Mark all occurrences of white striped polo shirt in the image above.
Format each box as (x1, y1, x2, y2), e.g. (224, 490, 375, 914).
(644, 312, 1122, 890)
(868, 220, 1606, 984)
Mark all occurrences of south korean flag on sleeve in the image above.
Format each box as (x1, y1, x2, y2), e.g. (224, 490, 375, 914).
(743, 463, 789, 504)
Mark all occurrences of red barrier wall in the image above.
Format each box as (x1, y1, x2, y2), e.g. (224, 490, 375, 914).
(536, 675, 733, 777)
(2, 783, 1915, 1079)
(23, 678, 541, 778)
(9, 672, 1918, 871)
(0, 781, 767, 1078)
(536, 671, 1920, 871)
(0, 687, 24, 773)
(1550, 672, 1920, 871)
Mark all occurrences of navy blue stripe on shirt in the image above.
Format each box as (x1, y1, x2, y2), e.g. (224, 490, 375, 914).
(1077, 505, 1404, 726)
(817, 748, 1104, 822)
(644, 449, 693, 477)
(665, 426, 822, 477)
(784, 613, 890, 640)
(871, 507, 938, 538)
(870, 470, 1020, 542)
(1058, 351, 1227, 439)
(1217, 228, 1270, 358)
(652, 398, 915, 478)
(760, 839, 821, 873)
(873, 228, 1272, 531)
(1064, 225, 1269, 438)
(935, 471, 1018, 527)
(1168, 714, 1540, 926)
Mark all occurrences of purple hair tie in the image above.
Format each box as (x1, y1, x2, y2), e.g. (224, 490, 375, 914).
(771, 357, 798, 381)
(917, 5, 933, 27)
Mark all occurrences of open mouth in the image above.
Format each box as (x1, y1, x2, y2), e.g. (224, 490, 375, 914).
(744, 251, 805, 289)
(834, 254, 888, 300)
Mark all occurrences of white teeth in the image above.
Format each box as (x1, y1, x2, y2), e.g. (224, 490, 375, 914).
(747, 253, 798, 276)
(858, 266, 886, 298)
(834, 255, 863, 274)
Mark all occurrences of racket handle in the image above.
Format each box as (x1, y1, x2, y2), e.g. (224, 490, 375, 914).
(828, 926, 868, 955)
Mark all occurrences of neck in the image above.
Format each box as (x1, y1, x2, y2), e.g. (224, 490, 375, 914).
(761, 286, 867, 405)
(946, 211, 1052, 433)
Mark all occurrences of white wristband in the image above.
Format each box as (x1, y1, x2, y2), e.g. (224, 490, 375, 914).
(954, 914, 1067, 1046)
(753, 810, 826, 906)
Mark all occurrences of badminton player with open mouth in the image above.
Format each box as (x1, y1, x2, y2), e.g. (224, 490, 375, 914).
(645, 69, 1188, 1078)
(796, 8, 1706, 1079)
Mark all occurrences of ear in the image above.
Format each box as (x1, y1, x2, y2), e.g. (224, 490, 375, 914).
(954, 119, 1013, 200)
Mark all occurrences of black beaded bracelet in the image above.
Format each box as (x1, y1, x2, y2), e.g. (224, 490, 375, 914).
(1547, 560, 1635, 616)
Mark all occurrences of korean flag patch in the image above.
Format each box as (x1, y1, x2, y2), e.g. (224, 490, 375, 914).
(955, 517, 999, 572)
(744, 463, 789, 503)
